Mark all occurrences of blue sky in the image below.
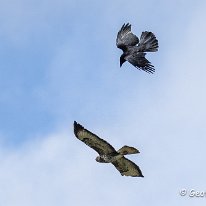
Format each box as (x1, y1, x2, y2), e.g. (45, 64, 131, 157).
(1, 0, 206, 205)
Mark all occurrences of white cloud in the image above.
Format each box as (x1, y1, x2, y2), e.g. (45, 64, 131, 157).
(0, 129, 99, 206)
(0, 128, 147, 206)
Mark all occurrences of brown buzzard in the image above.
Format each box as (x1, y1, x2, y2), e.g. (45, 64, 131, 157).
(116, 23, 159, 73)
(74, 121, 143, 177)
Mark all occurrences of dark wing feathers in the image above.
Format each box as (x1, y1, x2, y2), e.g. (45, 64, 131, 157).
(137, 31, 159, 52)
(112, 157, 144, 177)
(116, 23, 158, 73)
(116, 23, 139, 50)
(125, 52, 155, 74)
(74, 121, 116, 155)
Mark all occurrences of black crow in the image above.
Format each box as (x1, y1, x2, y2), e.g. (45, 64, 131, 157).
(116, 23, 158, 73)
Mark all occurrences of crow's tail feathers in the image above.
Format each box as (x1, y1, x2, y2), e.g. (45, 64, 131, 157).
(138, 31, 158, 52)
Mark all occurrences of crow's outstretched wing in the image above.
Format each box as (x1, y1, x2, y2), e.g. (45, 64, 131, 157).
(116, 23, 139, 51)
(125, 52, 155, 74)
(74, 121, 116, 155)
(112, 157, 144, 177)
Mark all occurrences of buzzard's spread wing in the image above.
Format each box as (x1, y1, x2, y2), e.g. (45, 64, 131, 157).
(112, 157, 144, 177)
(116, 23, 139, 51)
(125, 52, 155, 74)
(74, 121, 116, 155)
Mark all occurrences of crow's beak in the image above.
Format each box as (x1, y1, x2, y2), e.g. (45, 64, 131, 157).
(120, 55, 125, 67)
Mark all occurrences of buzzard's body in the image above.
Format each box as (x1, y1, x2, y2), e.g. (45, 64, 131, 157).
(74, 121, 143, 177)
(116, 23, 159, 73)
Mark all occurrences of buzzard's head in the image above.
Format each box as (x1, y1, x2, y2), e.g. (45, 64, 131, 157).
(96, 156, 104, 163)
(120, 55, 126, 67)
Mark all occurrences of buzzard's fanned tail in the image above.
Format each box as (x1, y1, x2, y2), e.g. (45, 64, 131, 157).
(138, 31, 158, 52)
(117, 146, 139, 155)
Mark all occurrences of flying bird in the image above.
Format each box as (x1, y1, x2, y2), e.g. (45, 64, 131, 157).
(74, 121, 143, 177)
(116, 23, 159, 73)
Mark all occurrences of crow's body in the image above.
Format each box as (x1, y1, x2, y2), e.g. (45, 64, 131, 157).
(116, 23, 159, 73)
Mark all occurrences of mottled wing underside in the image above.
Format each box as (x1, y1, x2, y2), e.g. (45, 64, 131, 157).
(74, 121, 116, 155)
(116, 23, 139, 51)
(112, 157, 144, 177)
(125, 52, 155, 74)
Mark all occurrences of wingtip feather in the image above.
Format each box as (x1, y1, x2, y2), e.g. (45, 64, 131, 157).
(73, 121, 84, 137)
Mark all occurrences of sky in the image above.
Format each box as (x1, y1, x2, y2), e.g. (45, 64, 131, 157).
(0, 0, 206, 205)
